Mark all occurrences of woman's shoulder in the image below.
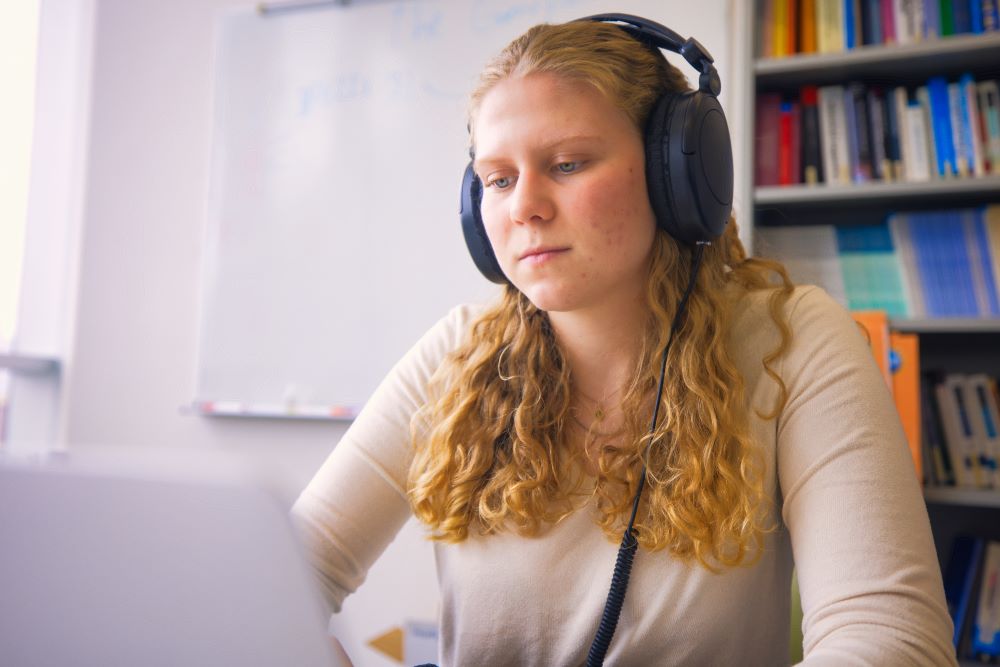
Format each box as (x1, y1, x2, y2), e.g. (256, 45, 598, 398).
(729, 283, 842, 333)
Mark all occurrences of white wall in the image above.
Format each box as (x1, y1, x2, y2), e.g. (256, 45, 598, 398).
(63, 0, 345, 490)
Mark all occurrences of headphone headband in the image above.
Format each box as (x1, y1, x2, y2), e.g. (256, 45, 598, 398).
(579, 14, 722, 97)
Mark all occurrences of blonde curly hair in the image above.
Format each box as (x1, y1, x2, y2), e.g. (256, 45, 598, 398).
(408, 20, 794, 570)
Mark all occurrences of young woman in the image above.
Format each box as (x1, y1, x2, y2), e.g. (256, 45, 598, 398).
(292, 16, 956, 666)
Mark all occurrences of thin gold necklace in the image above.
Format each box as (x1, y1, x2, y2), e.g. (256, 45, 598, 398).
(572, 382, 624, 423)
(569, 408, 625, 439)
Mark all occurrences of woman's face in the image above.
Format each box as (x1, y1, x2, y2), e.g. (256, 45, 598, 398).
(473, 72, 658, 314)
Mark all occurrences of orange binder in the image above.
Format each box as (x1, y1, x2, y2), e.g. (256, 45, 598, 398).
(851, 310, 892, 390)
(890, 332, 922, 479)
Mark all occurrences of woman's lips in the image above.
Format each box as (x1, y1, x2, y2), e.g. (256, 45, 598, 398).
(519, 247, 569, 264)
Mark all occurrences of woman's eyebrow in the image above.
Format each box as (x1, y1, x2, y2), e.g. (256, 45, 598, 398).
(473, 134, 604, 172)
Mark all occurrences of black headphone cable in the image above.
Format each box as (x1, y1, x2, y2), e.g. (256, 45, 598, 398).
(586, 241, 709, 667)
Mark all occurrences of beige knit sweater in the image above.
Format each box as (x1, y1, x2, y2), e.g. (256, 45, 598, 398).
(291, 286, 957, 666)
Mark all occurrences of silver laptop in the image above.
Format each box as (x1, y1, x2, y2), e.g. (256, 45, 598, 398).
(0, 447, 345, 667)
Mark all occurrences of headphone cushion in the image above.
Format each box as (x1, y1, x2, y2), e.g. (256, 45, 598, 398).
(643, 92, 681, 237)
(646, 91, 733, 243)
(460, 162, 507, 284)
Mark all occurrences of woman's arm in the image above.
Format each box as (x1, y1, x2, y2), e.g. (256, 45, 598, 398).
(777, 287, 957, 666)
(290, 305, 477, 612)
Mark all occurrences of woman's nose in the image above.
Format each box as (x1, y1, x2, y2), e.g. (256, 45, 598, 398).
(509, 171, 555, 225)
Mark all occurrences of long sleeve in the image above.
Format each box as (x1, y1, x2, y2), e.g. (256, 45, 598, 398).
(289, 305, 478, 612)
(777, 287, 956, 666)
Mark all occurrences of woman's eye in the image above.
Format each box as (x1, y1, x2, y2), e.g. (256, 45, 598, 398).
(487, 175, 512, 189)
(556, 161, 579, 174)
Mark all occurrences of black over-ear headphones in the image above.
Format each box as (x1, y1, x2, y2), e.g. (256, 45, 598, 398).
(459, 13, 734, 285)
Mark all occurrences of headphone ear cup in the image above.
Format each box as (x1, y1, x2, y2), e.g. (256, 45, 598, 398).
(645, 91, 734, 243)
(643, 92, 680, 237)
(460, 162, 508, 284)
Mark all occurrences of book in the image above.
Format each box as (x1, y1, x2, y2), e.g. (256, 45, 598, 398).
(959, 74, 986, 177)
(779, 101, 802, 185)
(888, 213, 926, 316)
(893, 86, 913, 180)
(915, 86, 939, 180)
(847, 82, 874, 181)
(890, 331, 922, 477)
(971, 541, 1000, 659)
(927, 76, 957, 177)
(987, 205, 1000, 299)
(977, 81, 1000, 174)
(966, 374, 1000, 487)
(922, 372, 955, 485)
(960, 375, 999, 487)
(755, 93, 783, 186)
(966, 208, 1000, 317)
(867, 87, 890, 181)
(837, 224, 909, 316)
(944, 536, 986, 650)
(819, 85, 851, 184)
(895, 0, 925, 41)
(882, 0, 899, 41)
(774, 0, 790, 57)
(801, 0, 818, 52)
(941, 0, 956, 36)
(924, 0, 942, 37)
(800, 86, 825, 184)
(817, 0, 846, 51)
(903, 101, 933, 181)
(936, 375, 981, 487)
(863, 0, 884, 43)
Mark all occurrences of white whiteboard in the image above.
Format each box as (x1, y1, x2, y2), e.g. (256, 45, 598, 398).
(194, 0, 731, 418)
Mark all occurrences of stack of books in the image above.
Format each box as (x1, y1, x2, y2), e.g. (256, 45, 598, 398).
(756, 204, 1000, 318)
(922, 371, 1000, 489)
(758, 0, 1000, 58)
(943, 535, 1000, 662)
(754, 75, 1000, 186)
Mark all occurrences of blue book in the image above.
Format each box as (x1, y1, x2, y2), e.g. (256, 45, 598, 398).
(836, 223, 908, 315)
(926, 77, 956, 177)
(942, 211, 979, 316)
(943, 536, 985, 649)
(971, 541, 1000, 658)
(924, 0, 942, 37)
(909, 212, 949, 316)
(864, 0, 882, 44)
(971, 0, 985, 32)
(845, 0, 858, 48)
(986, 0, 1000, 32)
(955, 0, 973, 32)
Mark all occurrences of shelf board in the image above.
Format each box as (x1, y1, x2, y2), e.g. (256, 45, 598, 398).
(891, 319, 1000, 334)
(924, 487, 1000, 509)
(754, 175, 1000, 208)
(0, 353, 60, 375)
(755, 32, 1000, 88)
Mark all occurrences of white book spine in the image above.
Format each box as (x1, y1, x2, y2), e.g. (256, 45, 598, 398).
(936, 377, 978, 488)
(904, 103, 932, 181)
(970, 375, 1000, 489)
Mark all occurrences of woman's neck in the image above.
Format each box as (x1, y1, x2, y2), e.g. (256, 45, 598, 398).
(547, 296, 646, 403)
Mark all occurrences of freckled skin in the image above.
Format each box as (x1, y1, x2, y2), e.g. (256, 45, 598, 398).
(473, 73, 657, 315)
